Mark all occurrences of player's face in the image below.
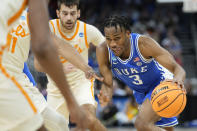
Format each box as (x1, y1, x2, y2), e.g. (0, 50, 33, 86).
(104, 26, 130, 57)
(57, 4, 80, 30)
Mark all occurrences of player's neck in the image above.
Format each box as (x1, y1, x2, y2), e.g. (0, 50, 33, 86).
(60, 22, 77, 34)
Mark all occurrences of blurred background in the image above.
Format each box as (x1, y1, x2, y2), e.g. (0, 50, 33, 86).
(27, 0, 197, 129)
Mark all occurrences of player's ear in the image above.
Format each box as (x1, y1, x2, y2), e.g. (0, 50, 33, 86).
(56, 10, 60, 18)
(77, 9, 80, 18)
(126, 30, 130, 38)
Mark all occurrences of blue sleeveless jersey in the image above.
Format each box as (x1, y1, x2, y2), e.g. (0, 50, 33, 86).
(108, 33, 178, 127)
(108, 33, 173, 93)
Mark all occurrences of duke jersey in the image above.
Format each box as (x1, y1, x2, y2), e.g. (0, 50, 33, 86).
(109, 33, 173, 93)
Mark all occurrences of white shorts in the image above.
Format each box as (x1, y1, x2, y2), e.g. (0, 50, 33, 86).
(0, 0, 27, 45)
(17, 74, 48, 113)
(0, 73, 43, 131)
(17, 74, 69, 131)
(47, 79, 97, 120)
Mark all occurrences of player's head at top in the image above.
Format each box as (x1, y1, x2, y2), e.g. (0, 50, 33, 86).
(103, 15, 131, 58)
(57, 0, 80, 30)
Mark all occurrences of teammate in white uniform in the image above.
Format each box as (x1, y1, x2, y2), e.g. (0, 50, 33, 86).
(35, 0, 106, 130)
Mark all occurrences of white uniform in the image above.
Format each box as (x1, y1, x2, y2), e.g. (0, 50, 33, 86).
(2, 12, 69, 131)
(0, 0, 43, 130)
(47, 19, 105, 121)
(0, 0, 28, 45)
(2, 11, 47, 113)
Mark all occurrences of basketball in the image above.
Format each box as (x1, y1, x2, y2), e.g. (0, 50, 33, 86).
(151, 81, 187, 118)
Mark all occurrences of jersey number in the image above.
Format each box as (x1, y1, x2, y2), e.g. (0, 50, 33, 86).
(9, 36, 18, 53)
(129, 75, 143, 85)
(8, 24, 29, 53)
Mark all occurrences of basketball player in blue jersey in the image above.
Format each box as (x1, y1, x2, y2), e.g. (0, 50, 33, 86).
(96, 15, 186, 131)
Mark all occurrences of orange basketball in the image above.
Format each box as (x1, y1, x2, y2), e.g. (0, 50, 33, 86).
(151, 81, 187, 118)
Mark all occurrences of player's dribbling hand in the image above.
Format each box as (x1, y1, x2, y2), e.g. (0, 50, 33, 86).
(172, 78, 186, 94)
(164, 79, 186, 94)
(97, 84, 113, 107)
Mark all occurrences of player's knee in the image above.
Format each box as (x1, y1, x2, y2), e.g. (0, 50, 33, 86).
(86, 114, 97, 129)
(135, 116, 151, 131)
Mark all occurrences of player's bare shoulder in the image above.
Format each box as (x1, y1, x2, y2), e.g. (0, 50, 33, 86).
(138, 35, 155, 59)
(138, 35, 152, 48)
(138, 35, 165, 59)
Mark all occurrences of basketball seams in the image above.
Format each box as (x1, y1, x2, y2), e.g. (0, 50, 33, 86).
(156, 93, 184, 113)
(171, 92, 186, 117)
(151, 82, 187, 118)
(151, 88, 182, 105)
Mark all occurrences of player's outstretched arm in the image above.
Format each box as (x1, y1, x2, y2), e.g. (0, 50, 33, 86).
(52, 34, 89, 70)
(34, 33, 103, 81)
(96, 42, 113, 107)
(138, 35, 186, 90)
(51, 34, 103, 81)
(28, 0, 88, 129)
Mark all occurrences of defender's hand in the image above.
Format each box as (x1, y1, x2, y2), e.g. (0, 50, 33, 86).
(97, 84, 113, 107)
(84, 66, 104, 82)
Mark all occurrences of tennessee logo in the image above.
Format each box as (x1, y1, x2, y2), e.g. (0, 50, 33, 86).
(134, 57, 140, 62)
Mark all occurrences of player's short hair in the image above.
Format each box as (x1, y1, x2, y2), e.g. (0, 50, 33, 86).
(103, 15, 131, 33)
(57, 0, 80, 10)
